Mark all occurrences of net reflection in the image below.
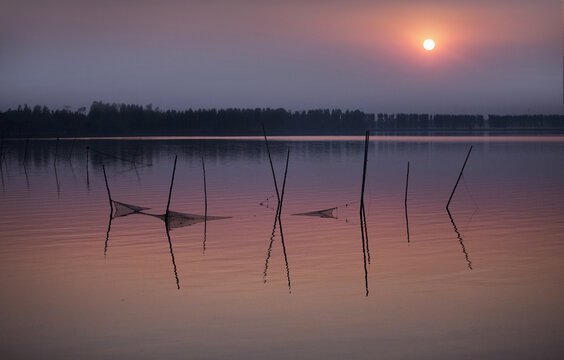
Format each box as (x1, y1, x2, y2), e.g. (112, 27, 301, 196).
(101, 157, 230, 290)
(104, 202, 150, 256)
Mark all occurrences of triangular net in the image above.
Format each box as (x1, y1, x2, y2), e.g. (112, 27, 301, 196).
(154, 211, 231, 230)
(112, 200, 150, 218)
(293, 207, 337, 219)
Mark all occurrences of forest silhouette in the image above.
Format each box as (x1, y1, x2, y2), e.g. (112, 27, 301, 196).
(1, 102, 562, 137)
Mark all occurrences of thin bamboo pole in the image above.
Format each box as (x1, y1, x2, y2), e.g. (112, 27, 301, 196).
(446, 146, 473, 209)
(102, 164, 112, 212)
(262, 124, 280, 206)
(405, 161, 410, 243)
(166, 155, 178, 216)
(202, 156, 208, 253)
(359, 130, 370, 296)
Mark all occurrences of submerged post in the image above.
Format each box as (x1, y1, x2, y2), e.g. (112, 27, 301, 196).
(166, 155, 178, 216)
(446, 145, 473, 209)
(102, 164, 112, 212)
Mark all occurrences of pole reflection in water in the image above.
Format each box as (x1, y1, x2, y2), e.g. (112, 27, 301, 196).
(102, 156, 229, 289)
(164, 155, 181, 290)
(86, 147, 90, 189)
(164, 220, 180, 290)
(360, 203, 369, 297)
(262, 149, 292, 292)
(103, 201, 150, 256)
(54, 163, 60, 197)
(263, 210, 278, 283)
(23, 163, 30, 190)
(262, 125, 292, 292)
(278, 149, 291, 293)
(1, 163, 4, 193)
(446, 208, 473, 270)
(104, 208, 112, 256)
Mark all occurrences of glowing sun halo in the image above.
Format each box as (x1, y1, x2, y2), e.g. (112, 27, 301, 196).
(423, 39, 435, 51)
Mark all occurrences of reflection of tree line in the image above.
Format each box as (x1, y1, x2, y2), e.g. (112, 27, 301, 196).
(376, 113, 564, 130)
(2, 102, 561, 137)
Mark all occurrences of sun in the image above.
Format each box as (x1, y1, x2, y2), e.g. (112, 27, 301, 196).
(423, 39, 435, 51)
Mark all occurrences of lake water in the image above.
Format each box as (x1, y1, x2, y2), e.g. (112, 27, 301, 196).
(1, 136, 563, 359)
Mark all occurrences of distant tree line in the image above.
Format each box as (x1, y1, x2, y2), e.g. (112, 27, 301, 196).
(0, 102, 562, 137)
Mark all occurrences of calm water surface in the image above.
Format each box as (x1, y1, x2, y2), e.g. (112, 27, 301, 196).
(1, 136, 563, 359)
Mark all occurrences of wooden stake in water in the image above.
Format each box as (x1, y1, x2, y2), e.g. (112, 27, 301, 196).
(202, 156, 208, 253)
(262, 123, 280, 207)
(102, 164, 112, 212)
(278, 149, 290, 218)
(359, 130, 370, 296)
(166, 155, 178, 216)
(446, 146, 473, 209)
(405, 161, 410, 243)
(360, 131, 369, 206)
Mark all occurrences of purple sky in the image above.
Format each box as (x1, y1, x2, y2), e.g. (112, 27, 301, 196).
(0, 0, 561, 114)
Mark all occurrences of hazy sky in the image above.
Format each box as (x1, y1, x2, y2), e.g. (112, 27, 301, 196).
(0, 0, 561, 114)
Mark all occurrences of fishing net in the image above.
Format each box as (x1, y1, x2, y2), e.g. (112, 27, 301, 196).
(152, 211, 231, 230)
(112, 200, 150, 218)
(293, 207, 338, 219)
